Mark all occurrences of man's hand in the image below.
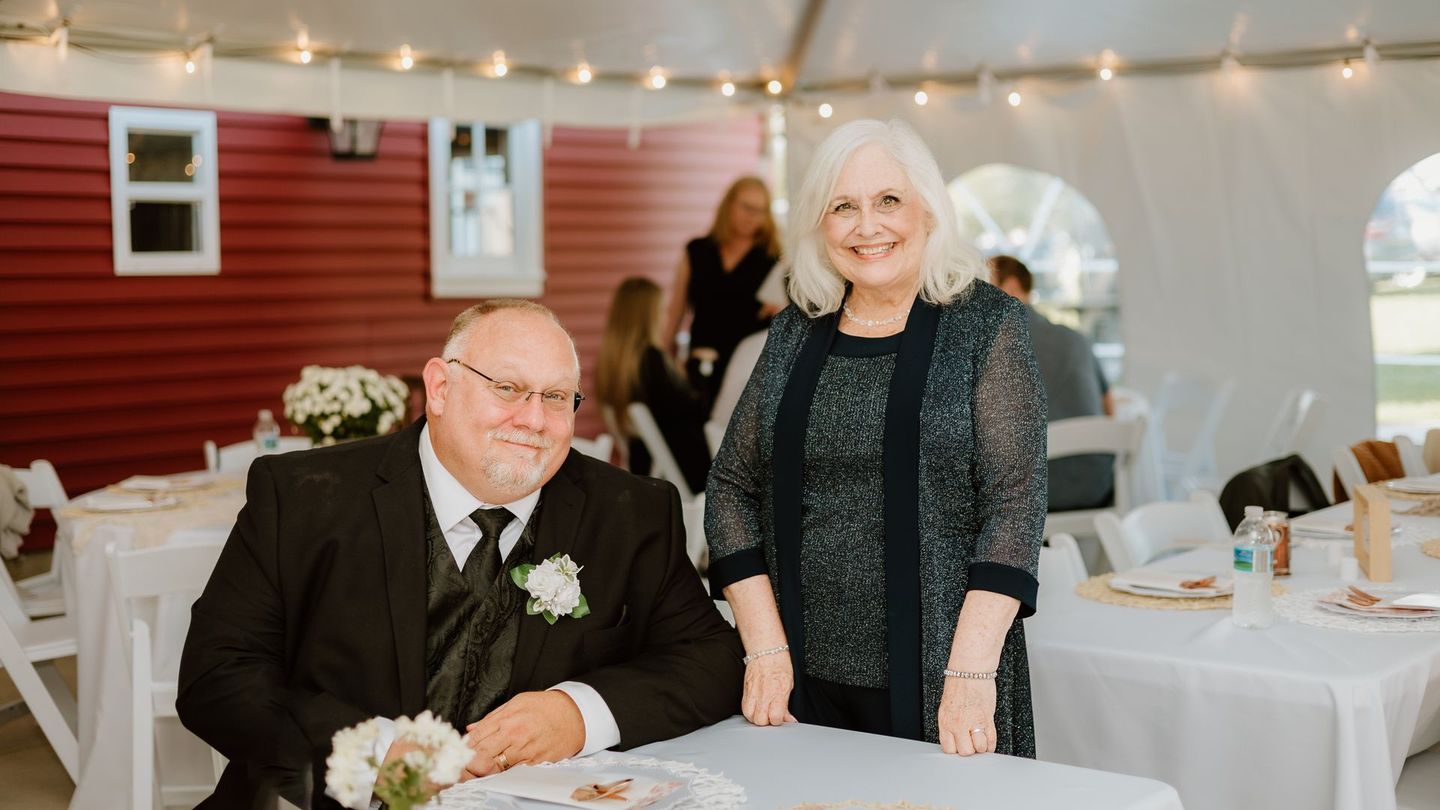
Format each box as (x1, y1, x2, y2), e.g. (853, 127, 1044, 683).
(376, 738, 439, 794)
(462, 691, 586, 779)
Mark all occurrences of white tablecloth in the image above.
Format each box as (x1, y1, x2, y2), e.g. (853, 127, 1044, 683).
(55, 479, 242, 810)
(629, 716, 1184, 809)
(1027, 499, 1440, 810)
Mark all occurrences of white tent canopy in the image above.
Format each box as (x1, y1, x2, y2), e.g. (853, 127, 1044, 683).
(4, 0, 1439, 481)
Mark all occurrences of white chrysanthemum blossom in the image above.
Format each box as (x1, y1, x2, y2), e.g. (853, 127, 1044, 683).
(325, 711, 469, 810)
(282, 365, 410, 445)
(324, 718, 383, 809)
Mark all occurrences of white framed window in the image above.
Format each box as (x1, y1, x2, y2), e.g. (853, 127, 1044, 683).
(107, 106, 220, 275)
(428, 118, 544, 298)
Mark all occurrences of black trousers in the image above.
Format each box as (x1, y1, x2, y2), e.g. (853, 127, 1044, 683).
(800, 676, 893, 737)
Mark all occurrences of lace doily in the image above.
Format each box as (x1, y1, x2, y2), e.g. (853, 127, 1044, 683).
(1273, 587, 1440, 633)
(1076, 573, 1285, 610)
(428, 752, 745, 810)
(1293, 527, 1436, 550)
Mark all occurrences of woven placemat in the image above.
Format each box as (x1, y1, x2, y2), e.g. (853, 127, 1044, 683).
(1383, 487, 1440, 506)
(1076, 573, 1287, 610)
(1423, 539, 1440, 560)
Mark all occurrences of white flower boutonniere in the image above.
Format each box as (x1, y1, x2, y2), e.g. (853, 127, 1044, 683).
(510, 553, 591, 625)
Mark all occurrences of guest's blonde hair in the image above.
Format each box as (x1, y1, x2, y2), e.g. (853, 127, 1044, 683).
(786, 119, 979, 316)
(709, 176, 782, 257)
(594, 278, 666, 435)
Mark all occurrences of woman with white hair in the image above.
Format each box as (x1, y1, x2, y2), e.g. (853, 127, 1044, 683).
(705, 119, 1046, 756)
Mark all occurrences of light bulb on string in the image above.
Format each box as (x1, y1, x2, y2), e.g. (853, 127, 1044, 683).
(1341, 59, 1354, 79)
(720, 81, 735, 97)
(648, 67, 667, 89)
(767, 79, 783, 95)
(492, 52, 509, 77)
(1099, 66, 1113, 81)
(1007, 89, 1022, 107)
(576, 63, 592, 83)
(300, 49, 312, 64)
(185, 54, 196, 74)
(914, 89, 928, 106)
(400, 44, 413, 70)
(818, 102, 833, 118)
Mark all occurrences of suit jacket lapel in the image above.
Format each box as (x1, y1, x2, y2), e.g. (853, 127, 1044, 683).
(509, 454, 586, 691)
(374, 421, 429, 714)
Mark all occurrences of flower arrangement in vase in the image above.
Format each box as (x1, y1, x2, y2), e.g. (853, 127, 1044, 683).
(282, 365, 409, 445)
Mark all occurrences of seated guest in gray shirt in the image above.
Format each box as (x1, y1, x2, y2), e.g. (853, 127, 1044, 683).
(989, 256, 1114, 511)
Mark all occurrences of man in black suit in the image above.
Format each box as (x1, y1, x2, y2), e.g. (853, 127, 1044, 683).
(178, 300, 743, 808)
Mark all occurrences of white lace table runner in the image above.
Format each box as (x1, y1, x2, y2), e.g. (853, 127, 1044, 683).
(1274, 587, 1440, 633)
(428, 752, 745, 810)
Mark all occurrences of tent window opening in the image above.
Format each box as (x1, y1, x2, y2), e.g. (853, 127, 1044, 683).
(949, 163, 1123, 382)
(1365, 152, 1440, 439)
(108, 107, 220, 275)
(429, 118, 543, 298)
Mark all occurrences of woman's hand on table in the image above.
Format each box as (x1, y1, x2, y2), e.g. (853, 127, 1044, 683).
(938, 675, 997, 755)
(741, 653, 797, 727)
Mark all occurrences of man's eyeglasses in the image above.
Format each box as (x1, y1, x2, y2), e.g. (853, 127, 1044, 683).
(445, 359, 584, 413)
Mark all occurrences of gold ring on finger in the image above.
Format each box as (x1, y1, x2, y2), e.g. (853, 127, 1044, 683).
(495, 752, 511, 771)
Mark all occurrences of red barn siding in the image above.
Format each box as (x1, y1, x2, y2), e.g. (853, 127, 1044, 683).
(0, 90, 763, 547)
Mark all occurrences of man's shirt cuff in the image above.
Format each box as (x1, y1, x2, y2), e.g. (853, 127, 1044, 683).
(550, 681, 620, 756)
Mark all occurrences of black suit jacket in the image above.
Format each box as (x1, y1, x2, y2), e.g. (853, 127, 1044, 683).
(177, 419, 743, 808)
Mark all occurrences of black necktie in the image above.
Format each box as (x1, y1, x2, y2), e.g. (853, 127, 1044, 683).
(467, 506, 513, 577)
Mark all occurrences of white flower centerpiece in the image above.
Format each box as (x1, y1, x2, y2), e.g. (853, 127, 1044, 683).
(326, 711, 471, 810)
(283, 364, 409, 445)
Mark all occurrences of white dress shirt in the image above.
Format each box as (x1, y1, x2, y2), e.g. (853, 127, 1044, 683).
(353, 426, 620, 802)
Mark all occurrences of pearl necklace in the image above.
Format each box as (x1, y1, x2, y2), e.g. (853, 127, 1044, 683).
(842, 303, 909, 328)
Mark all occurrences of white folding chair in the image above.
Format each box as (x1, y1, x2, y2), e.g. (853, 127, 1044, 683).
(1260, 389, 1322, 461)
(570, 434, 614, 463)
(625, 403, 706, 570)
(0, 560, 78, 781)
(1394, 435, 1429, 478)
(1038, 533, 1088, 607)
(1094, 491, 1231, 572)
(203, 437, 312, 474)
(1044, 415, 1148, 540)
(1151, 373, 1236, 500)
(1331, 445, 1367, 502)
(106, 538, 227, 810)
(10, 459, 70, 618)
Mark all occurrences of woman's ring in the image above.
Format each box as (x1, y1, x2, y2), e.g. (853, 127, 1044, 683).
(495, 752, 511, 771)
(969, 726, 985, 735)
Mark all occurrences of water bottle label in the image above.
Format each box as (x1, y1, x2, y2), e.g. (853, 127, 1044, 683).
(263, 436, 279, 452)
(1234, 547, 1255, 573)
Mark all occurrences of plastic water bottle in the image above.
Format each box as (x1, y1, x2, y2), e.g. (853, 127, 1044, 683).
(253, 409, 280, 455)
(1232, 505, 1277, 629)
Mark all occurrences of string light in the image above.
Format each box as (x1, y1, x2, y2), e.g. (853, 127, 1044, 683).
(492, 52, 508, 77)
(1341, 59, 1354, 79)
(1099, 66, 1113, 81)
(1007, 90, 1022, 106)
(185, 55, 196, 74)
(299, 49, 312, 64)
(576, 62, 592, 83)
(648, 67, 667, 89)
(767, 79, 783, 95)
(914, 89, 928, 106)
(720, 81, 736, 96)
(399, 44, 413, 70)
(818, 102, 833, 118)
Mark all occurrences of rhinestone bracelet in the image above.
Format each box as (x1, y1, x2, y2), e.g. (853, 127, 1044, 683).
(742, 644, 790, 665)
(943, 669, 998, 680)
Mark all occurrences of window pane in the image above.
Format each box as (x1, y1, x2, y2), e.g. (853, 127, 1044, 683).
(448, 124, 515, 259)
(949, 164, 1122, 380)
(127, 132, 198, 183)
(129, 201, 199, 252)
(1364, 152, 1440, 436)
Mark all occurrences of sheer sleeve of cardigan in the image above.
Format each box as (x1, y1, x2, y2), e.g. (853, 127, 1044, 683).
(968, 304, 1048, 616)
(702, 326, 776, 593)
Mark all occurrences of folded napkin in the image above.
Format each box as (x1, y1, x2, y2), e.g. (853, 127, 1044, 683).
(1392, 593, 1440, 609)
(80, 492, 176, 512)
(1318, 589, 1440, 617)
(1386, 477, 1440, 494)
(1110, 569, 1230, 595)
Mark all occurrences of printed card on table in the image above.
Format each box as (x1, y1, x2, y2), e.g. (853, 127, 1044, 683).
(478, 765, 683, 809)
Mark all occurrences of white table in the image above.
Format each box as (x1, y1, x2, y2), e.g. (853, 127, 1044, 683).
(1027, 498, 1440, 810)
(627, 717, 1183, 809)
(55, 478, 241, 810)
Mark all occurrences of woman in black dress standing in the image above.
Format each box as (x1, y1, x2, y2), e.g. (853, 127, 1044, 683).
(663, 176, 781, 409)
